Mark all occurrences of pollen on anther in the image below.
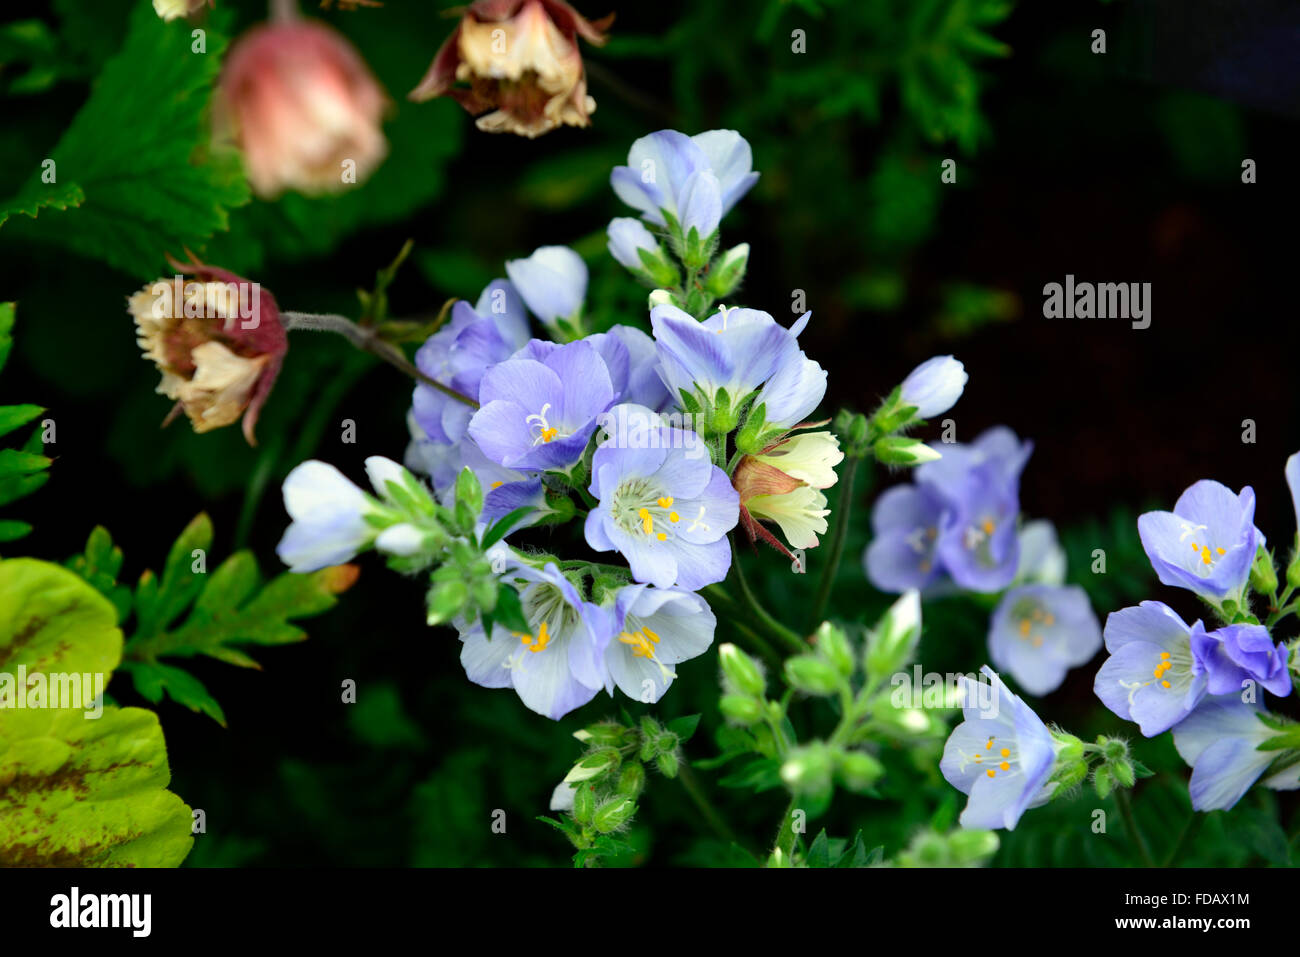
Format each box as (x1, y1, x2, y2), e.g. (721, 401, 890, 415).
(986, 769, 996, 778)
(999, 761, 1010, 771)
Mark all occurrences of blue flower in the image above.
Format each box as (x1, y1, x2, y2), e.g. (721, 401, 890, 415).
(457, 562, 614, 720)
(1287, 451, 1300, 532)
(606, 217, 660, 271)
(468, 339, 615, 472)
(863, 427, 1032, 595)
(610, 129, 758, 229)
(277, 460, 380, 572)
(1137, 479, 1262, 604)
(863, 483, 947, 592)
(411, 279, 529, 445)
(899, 355, 967, 419)
(650, 303, 805, 412)
(517, 326, 670, 411)
(988, 584, 1101, 696)
(752, 317, 826, 429)
(940, 666, 1059, 830)
(1093, 601, 1212, 736)
(1196, 623, 1292, 698)
(505, 245, 588, 328)
(604, 584, 716, 702)
(1172, 696, 1300, 811)
(585, 404, 739, 590)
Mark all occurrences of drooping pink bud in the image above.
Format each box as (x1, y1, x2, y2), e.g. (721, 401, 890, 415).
(410, 0, 612, 139)
(216, 11, 388, 198)
(129, 256, 288, 446)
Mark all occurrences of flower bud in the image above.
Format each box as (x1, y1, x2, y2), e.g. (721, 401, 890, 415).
(835, 750, 884, 792)
(1251, 545, 1278, 595)
(865, 590, 922, 681)
(784, 655, 842, 696)
(409, 0, 612, 138)
(153, 0, 207, 21)
(572, 783, 595, 824)
(873, 436, 943, 466)
(719, 643, 766, 697)
(704, 243, 749, 298)
(719, 694, 763, 726)
(426, 579, 468, 625)
(217, 13, 388, 198)
(563, 747, 620, 784)
(655, 751, 679, 778)
(616, 763, 646, 798)
(898, 355, 967, 419)
(592, 796, 636, 833)
(780, 742, 833, 795)
(812, 621, 855, 677)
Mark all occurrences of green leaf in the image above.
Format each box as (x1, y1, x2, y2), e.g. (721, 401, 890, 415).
(119, 659, 226, 728)
(806, 829, 831, 867)
(481, 507, 534, 551)
(0, 557, 192, 867)
(0, 181, 85, 229)
(665, 714, 702, 743)
(0, 5, 250, 277)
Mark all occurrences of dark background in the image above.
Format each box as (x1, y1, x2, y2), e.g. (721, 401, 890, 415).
(2, 0, 1299, 865)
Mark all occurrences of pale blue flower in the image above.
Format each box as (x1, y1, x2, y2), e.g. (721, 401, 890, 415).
(468, 339, 615, 472)
(1093, 601, 1212, 736)
(505, 245, 588, 327)
(1137, 479, 1262, 603)
(1173, 696, 1300, 811)
(604, 584, 716, 702)
(607, 217, 660, 270)
(900, 355, 967, 418)
(585, 404, 739, 590)
(610, 129, 758, 227)
(457, 562, 614, 720)
(988, 584, 1101, 696)
(940, 666, 1058, 830)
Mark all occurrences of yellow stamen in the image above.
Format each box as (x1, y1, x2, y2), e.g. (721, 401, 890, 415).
(986, 769, 996, 778)
(657, 496, 674, 509)
(669, 511, 680, 523)
(638, 507, 653, 535)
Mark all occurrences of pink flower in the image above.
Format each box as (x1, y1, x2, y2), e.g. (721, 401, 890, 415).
(410, 0, 612, 139)
(129, 256, 288, 445)
(216, 12, 388, 198)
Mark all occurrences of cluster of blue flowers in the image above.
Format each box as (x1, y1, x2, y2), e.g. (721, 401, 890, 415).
(1094, 463, 1299, 811)
(866, 427, 1102, 697)
(273, 128, 911, 720)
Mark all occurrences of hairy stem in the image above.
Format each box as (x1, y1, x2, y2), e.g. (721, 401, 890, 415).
(282, 311, 477, 408)
(729, 539, 806, 654)
(809, 454, 860, 628)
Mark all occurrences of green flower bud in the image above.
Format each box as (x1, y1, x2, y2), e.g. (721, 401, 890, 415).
(426, 579, 469, 625)
(873, 436, 942, 466)
(813, 622, 855, 678)
(656, 733, 678, 754)
(563, 748, 620, 784)
(454, 466, 483, 514)
(655, 751, 679, 778)
(704, 243, 749, 298)
(719, 643, 766, 697)
(835, 750, 884, 792)
(1288, 548, 1300, 591)
(784, 655, 843, 696)
(572, 784, 595, 825)
(780, 742, 833, 795)
(593, 796, 637, 834)
(865, 590, 922, 682)
(719, 694, 764, 725)
(617, 763, 646, 798)
(947, 829, 999, 865)
(578, 722, 631, 746)
(1251, 545, 1278, 595)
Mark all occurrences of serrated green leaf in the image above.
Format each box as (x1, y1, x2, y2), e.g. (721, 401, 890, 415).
(120, 659, 226, 727)
(0, 4, 250, 277)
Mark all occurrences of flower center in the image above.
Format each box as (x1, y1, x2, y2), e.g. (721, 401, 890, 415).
(526, 403, 562, 445)
(1015, 603, 1056, 649)
(961, 735, 1019, 779)
(611, 483, 702, 543)
(1118, 647, 1190, 705)
(1179, 522, 1228, 571)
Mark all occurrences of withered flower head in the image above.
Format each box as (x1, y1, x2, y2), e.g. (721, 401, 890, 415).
(410, 0, 612, 139)
(129, 256, 288, 445)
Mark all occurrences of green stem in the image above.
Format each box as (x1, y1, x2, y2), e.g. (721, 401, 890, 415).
(1162, 811, 1202, 867)
(677, 761, 742, 847)
(771, 797, 800, 864)
(701, 585, 782, 670)
(729, 539, 806, 654)
(1115, 788, 1155, 867)
(808, 454, 860, 628)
